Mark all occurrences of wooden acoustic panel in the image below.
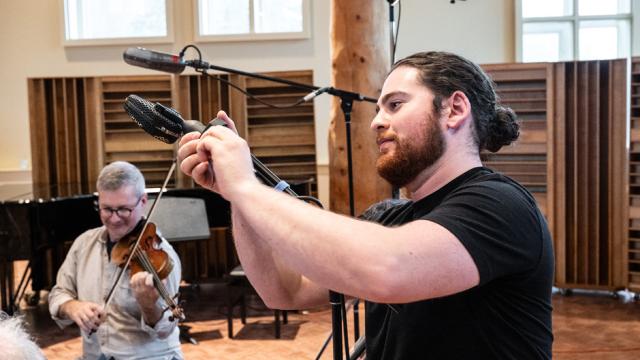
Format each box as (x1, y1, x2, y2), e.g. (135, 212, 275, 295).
(553, 60, 628, 290)
(27, 77, 102, 198)
(483, 63, 552, 218)
(101, 75, 175, 188)
(244, 71, 317, 196)
(482, 60, 628, 291)
(628, 58, 640, 292)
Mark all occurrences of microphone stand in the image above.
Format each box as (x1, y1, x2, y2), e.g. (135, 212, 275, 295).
(187, 60, 375, 360)
(388, 0, 401, 201)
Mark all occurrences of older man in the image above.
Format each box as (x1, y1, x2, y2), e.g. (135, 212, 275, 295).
(49, 161, 183, 360)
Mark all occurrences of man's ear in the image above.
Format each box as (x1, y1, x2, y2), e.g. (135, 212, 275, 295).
(444, 91, 471, 130)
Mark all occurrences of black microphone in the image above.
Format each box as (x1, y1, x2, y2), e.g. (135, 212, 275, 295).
(123, 94, 206, 143)
(123, 47, 186, 74)
(123, 94, 297, 196)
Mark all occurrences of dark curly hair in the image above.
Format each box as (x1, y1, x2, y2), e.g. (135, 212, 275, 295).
(391, 52, 519, 152)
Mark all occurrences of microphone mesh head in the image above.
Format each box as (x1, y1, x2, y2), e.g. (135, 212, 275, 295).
(123, 95, 182, 144)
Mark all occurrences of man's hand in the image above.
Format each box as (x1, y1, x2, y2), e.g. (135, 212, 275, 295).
(177, 110, 259, 200)
(130, 271, 160, 308)
(178, 131, 216, 190)
(130, 271, 162, 326)
(178, 110, 236, 192)
(60, 300, 105, 333)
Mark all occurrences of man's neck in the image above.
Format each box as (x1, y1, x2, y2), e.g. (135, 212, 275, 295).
(406, 151, 482, 201)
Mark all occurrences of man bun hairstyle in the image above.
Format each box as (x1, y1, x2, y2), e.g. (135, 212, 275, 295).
(486, 106, 519, 152)
(391, 51, 520, 153)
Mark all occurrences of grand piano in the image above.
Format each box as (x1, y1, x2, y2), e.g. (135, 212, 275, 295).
(0, 187, 232, 314)
(0, 193, 100, 313)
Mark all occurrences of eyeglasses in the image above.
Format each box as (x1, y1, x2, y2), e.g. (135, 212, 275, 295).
(97, 196, 142, 218)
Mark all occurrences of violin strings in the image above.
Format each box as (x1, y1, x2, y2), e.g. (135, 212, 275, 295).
(137, 250, 173, 304)
(134, 246, 176, 307)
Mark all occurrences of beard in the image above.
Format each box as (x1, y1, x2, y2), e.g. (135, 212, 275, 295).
(376, 113, 445, 188)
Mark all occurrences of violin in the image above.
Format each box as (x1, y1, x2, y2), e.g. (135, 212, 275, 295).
(111, 219, 184, 322)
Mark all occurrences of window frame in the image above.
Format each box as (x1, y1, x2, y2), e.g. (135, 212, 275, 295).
(515, 0, 639, 62)
(59, 0, 174, 47)
(193, 0, 311, 43)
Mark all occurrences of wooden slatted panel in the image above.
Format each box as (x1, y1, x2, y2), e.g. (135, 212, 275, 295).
(244, 70, 317, 197)
(609, 59, 628, 288)
(27, 78, 95, 198)
(556, 60, 628, 290)
(482, 60, 628, 291)
(100, 75, 175, 188)
(28, 78, 52, 198)
(482, 63, 551, 216)
(628, 58, 640, 292)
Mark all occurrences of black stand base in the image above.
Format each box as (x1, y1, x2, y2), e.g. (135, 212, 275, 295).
(179, 324, 198, 345)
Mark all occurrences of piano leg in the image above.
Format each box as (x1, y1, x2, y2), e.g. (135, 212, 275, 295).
(0, 257, 14, 314)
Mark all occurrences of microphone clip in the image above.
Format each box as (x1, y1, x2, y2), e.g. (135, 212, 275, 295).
(185, 59, 211, 71)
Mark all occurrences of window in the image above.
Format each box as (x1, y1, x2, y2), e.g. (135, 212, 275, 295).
(195, 0, 310, 42)
(516, 0, 634, 62)
(62, 0, 172, 46)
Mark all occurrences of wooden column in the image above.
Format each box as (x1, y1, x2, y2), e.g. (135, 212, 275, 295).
(329, 0, 391, 216)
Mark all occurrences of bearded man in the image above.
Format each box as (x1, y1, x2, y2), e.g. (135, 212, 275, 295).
(177, 51, 554, 359)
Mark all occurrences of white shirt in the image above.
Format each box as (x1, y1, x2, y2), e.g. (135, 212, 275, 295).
(49, 226, 183, 360)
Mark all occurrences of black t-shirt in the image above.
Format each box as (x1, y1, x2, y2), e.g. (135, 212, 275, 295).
(364, 167, 554, 359)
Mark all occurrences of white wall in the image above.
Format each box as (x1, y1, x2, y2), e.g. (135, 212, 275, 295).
(395, 0, 514, 63)
(0, 0, 514, 200)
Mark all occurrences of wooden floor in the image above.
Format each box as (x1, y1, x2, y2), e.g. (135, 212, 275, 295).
(16, 285, 640, 359)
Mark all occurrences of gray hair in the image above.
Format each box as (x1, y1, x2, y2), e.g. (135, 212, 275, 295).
(97, 161, 145, 197)
(0, 313, 46, 360)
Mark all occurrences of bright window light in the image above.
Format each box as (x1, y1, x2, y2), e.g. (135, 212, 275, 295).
(522, 0, 573, 18)
(578, 0, 630, 16)
(523, 22, 573, 62)
(254, 0, 303, 33)
(197, 0, 306, 39)
(523, 33, 562, 62)
(579, 20, 630, 60)
(518, 0, 632, 62)
(199, 0, 250, 35)
(64, 0, 168, 41)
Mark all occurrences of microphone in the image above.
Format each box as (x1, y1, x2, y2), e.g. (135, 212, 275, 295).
(123, 47, 186, 74)
(123, 94, 204, 143)
(123, 94, 297, 195)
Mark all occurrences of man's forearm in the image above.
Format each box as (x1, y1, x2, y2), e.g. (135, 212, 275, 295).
(58, 299, 77, 319)
(232, 206, 297, 307)
(232, 206, 328, 309)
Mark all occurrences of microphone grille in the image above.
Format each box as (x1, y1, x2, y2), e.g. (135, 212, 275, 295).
(123, 95, 182, 144)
